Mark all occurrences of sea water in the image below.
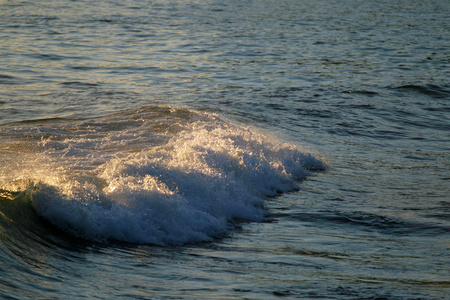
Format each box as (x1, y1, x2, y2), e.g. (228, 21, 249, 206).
(1, 0, 449, 299)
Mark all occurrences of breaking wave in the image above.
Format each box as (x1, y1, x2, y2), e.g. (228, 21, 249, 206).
(0, 106, 324, 245)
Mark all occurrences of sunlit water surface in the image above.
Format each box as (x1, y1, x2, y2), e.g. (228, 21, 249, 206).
(1, 0, 449, 299)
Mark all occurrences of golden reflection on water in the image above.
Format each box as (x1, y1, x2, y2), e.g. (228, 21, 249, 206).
(2, 6, 214, 95)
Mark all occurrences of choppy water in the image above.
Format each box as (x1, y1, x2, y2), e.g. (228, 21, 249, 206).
(1, 0, 449, 299)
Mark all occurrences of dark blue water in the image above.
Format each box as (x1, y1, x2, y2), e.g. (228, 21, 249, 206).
(1, 0, 449, 299)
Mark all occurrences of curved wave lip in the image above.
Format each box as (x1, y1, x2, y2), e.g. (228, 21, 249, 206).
(0, 106, 325, 245)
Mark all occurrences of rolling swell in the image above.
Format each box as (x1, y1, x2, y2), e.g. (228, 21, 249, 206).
(0, 188, 94, 298)
(286, 210, 449, 237)
(394, 84, 450, 99)
(0, 188, 81, 251)
(0, 106, 325, 246)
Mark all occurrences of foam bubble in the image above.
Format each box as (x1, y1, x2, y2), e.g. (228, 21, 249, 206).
(2, 107, 325, 245)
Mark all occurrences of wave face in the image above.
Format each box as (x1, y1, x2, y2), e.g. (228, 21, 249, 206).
(0, 106, 324, 245)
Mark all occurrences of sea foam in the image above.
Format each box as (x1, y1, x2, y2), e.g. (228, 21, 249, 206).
(5, 107, 325, 245)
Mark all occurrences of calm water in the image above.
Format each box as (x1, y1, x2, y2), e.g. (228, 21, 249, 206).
(1, 0, 449, 299)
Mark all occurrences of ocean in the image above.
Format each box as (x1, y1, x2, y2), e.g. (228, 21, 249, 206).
(0, 0, 449, 299)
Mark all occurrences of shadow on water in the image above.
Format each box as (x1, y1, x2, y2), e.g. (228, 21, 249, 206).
(0, 190, 93, 256)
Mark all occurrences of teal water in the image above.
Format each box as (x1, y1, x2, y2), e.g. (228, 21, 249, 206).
(1, 0, 449, 299)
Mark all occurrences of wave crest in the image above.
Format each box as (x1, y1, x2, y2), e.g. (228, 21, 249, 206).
(2, 106, 325, 245)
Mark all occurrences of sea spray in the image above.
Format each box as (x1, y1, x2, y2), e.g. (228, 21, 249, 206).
(2, 106, 325, 245)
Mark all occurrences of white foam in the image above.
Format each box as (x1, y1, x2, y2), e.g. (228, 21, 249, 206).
(3, 107, 325, 245)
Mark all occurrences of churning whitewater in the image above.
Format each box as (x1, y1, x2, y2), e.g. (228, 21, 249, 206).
(1, 106, 325, 245)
